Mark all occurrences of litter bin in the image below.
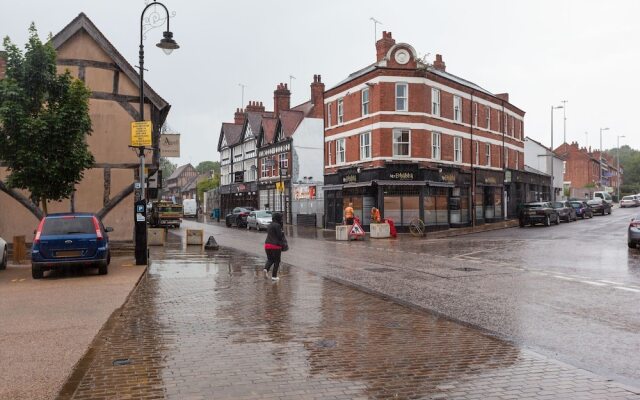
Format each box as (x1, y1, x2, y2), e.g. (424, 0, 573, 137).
(212, 208, 221, 221)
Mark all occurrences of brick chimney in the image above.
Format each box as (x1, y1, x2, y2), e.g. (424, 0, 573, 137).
(496, 93, 510, 102)
(310, 74, 325, 118)
(0, 51, 6, 80)
(433, 54, 446, 71)
(234, 108, 245, 125)
(376, 31, 396, 62)
(274, 83, 291, 116)
(245, 101, 265, 113)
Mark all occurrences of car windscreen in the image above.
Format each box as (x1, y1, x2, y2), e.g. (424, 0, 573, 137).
(569, 202, 582, 208)
(552, 202, 564, 208)
(587, 200, 600, 205)
(256, 211, 272, 218)
(42, 217, 95, 235)
(623, 196, 634, 200)
(524, 204, 544, 208)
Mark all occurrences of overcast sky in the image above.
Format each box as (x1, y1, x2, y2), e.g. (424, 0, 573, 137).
(3, 0, 639, 166)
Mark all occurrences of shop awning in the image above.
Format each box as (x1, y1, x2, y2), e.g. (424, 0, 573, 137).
(374, 180, 427, 186)
(426, 180, 455, 188)
(322, 184, 343, 191)
(343, 181, 374, 188)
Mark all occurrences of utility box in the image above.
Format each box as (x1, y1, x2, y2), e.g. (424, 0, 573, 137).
(186, 229, 204, 246)
(147, 228, 165, 246)
(370, 223, 390, 239)
(335, 225, 349, 241)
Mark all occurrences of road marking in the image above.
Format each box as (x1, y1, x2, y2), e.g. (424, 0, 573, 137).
(614, 287, 640, 293)
(581, 280, 607, 286)
(11, 279, 17, 282)
(554, 275, 576, 281)
(598, 280, 623, 285)
(19, 278, 25, 282)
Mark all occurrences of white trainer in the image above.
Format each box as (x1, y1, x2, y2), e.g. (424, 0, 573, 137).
(263, 269, 269, 278)
(271, 276, 280, 281)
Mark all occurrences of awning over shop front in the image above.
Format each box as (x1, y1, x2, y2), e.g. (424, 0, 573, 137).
(426, 180, 455, 188)
(343, 181, 374, 188)
(374, 180, 427, 186)
(322, 184, 343, 191)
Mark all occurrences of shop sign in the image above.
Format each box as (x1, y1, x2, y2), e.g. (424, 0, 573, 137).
(389, 172, 414, 180)
(342, 174, 357, 183)
(484, 177, 497, 185)
(160, 133, 180, 157)
(441, 173, 456, 183)
(294, 185, 316, 200)
(504, 170, 512, 183)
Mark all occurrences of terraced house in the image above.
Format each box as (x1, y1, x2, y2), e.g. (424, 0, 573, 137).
(323, 31, 532, 231)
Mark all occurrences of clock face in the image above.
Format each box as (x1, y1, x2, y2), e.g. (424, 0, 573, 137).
(394, 49, 410, 65)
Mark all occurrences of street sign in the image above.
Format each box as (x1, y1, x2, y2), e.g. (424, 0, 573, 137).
(131, 121, 152, 147)
(349, 221, 366, 239)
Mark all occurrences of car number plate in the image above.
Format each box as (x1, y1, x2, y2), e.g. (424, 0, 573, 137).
(528, 211, 537, 215)
(56, 250, 82, 258)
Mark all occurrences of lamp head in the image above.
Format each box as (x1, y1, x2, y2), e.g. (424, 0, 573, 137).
(156, 31, 179, 55)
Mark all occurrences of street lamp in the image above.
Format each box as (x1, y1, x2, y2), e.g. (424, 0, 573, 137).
(617, 135, 625, 202)
(134, 1, 179, 266)
(599, 127, 609, 188)
(550, 105, 563, 201)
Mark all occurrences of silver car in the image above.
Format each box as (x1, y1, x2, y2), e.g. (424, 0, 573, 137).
(246, 210, 272, 231)
(0, 236, 7, 270)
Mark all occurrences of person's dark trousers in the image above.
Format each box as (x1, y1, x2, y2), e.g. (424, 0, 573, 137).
(264, 249, 282, 277)
(346, 218, 354, 225)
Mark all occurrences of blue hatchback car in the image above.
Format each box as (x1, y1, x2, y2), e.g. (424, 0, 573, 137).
(31, 213, 113, 279)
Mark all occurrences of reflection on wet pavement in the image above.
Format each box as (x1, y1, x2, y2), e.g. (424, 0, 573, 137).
(60, 244, 639, 399)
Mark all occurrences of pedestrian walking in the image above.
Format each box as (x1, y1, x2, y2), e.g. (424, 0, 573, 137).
(263, 212, 287, 281)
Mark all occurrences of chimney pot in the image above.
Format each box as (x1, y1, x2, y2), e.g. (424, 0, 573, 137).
(433, 54, 446, 71)
(375, 30, 396, 62)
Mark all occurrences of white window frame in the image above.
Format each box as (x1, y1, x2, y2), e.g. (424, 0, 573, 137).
(473, 103, 478, 126)
(270, 156, 276, 176)
(431, 88, 440, 116)
(453, 95, 462, 123)
(485, 105, 491, 129)
(454, 136, 462, 163)
(336, 138, 346, 164)
(327, 103, 332, 127)
(396, 83, 408, 112)
(485, 144, 491, 166)
(475, 141, 479, 165)
(431, 131, 441, 160)
(360, 131, 371, 160)
(504, 113, 508, 133)
(327, 142, 333, 166)
(505, 148, 509, 168)
(362, 88, 370, 116)
(279, 152, 288, 170)
(393, 129, 411, 157)
(337, 98, 344, 124)
(516, 151, 519, 169)
(260, 160, 268, 178)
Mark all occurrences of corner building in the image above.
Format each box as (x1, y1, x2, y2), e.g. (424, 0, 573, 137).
(323, 32, 526, 231)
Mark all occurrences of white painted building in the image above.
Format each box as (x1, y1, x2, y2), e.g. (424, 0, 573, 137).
(525, 137, 564, 200)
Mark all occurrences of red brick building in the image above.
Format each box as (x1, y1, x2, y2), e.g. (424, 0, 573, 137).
(323, 32, 527, 230)
(555, 142, 621, 198)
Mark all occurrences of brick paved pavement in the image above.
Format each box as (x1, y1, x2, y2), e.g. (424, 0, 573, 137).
(58, 245, 640, 400)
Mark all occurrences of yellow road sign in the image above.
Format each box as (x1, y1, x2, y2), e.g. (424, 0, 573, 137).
(131, 121, 153, 147)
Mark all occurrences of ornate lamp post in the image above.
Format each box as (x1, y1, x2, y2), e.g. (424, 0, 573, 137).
(134, 1, 179, 266)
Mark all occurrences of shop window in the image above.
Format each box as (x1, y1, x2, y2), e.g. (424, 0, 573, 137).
(383, 186, 420, 226)
(475, 186, 484, 222)
(384, 196, 402, 226)
(424, 187, 448, 227)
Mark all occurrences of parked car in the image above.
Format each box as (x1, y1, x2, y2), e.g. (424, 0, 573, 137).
(634, 195, 640, 206)
(620, 196, 637, 208)
(628, 215, 640, 249)
(552, 201, 577, 222)
(31, 213, 113, 279)
(569, 201, 593, 219)
(225, 207, 255, 228)
(593, 191, 613, 205)
(587, 198, 612, 216)
(519, 202, 561, 227)
(246, 210, 273, 231)
(0, 236, 7, 270)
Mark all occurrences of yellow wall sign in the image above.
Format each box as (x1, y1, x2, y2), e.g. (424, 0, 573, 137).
(131, 121, 153, 147)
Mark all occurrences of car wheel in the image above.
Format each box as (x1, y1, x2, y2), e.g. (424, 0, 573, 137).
(628, 242, 636, 249)
(545, 215, 551, 226)
(226, 220, 232, 227)
(98, 262, 108, 275)
(32, 264, 43, 279)
(556, 215, 561, 225)
(519, 221, 525, 228)
(107, 251, 111, 266)
(0, 247, 7, 270)
(247, 223, 251, 230)
(581, 214, 585, 219)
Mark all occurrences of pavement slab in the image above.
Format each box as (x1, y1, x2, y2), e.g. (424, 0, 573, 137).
(58, 243, 640, 399)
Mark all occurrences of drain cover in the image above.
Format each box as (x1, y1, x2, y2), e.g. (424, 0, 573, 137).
(315, 339, 337, 349)
(385, 322, 401, 328)
(454, 267, 482, 272)
(365, 267, 396, 273)
(112, 358, 132, 366)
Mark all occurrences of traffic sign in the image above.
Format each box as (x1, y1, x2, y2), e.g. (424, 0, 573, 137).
(131, 121, 153, 147)
(349, 221, 366, 239)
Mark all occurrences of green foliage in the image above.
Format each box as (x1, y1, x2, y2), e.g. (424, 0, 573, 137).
(0, 25, 94, 212)
(196, 176, 219, 204)
(196, 160, 220, 175)
(606, 145, 640, 192)
(159, 157, 176, 185)
(584, 182, 596, 189)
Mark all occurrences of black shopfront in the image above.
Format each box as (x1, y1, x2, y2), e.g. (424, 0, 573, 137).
(219, 182, 259, 217)
(324, 163, 500, 232)
(504, 169, 552, 219)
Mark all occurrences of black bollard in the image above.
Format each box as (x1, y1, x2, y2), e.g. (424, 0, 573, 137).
(204, 235, 219, 250)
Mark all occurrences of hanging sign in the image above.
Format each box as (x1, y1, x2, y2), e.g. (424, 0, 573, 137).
(160, 133, 180, 157)
(131, 121, 153, 147)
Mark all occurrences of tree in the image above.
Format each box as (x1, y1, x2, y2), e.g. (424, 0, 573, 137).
(196, 160, 220, 176)
(159, 157, 176, 185)
(0, 24, 94, 216)
(196, 175, 219, 204)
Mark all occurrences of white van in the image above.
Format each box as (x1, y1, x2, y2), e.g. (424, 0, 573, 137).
(183, 199, 198, 218)
(593, 191, 613, 205)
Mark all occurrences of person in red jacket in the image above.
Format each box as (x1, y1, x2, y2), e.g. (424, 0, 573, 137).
(263, 212, 287, 281)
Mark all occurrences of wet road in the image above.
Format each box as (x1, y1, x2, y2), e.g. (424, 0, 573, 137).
(177, 207, 640, 389)
(61, 243, 638, 399)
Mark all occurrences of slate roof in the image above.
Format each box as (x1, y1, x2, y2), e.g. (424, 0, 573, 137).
(245, 112, 264, 139)
(260, 117, 279, 146)
(279, 110, 305, 138)
(167, 163, 194, 181)
(218, 123, 243, 151)
(182, 175, 198, 192)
